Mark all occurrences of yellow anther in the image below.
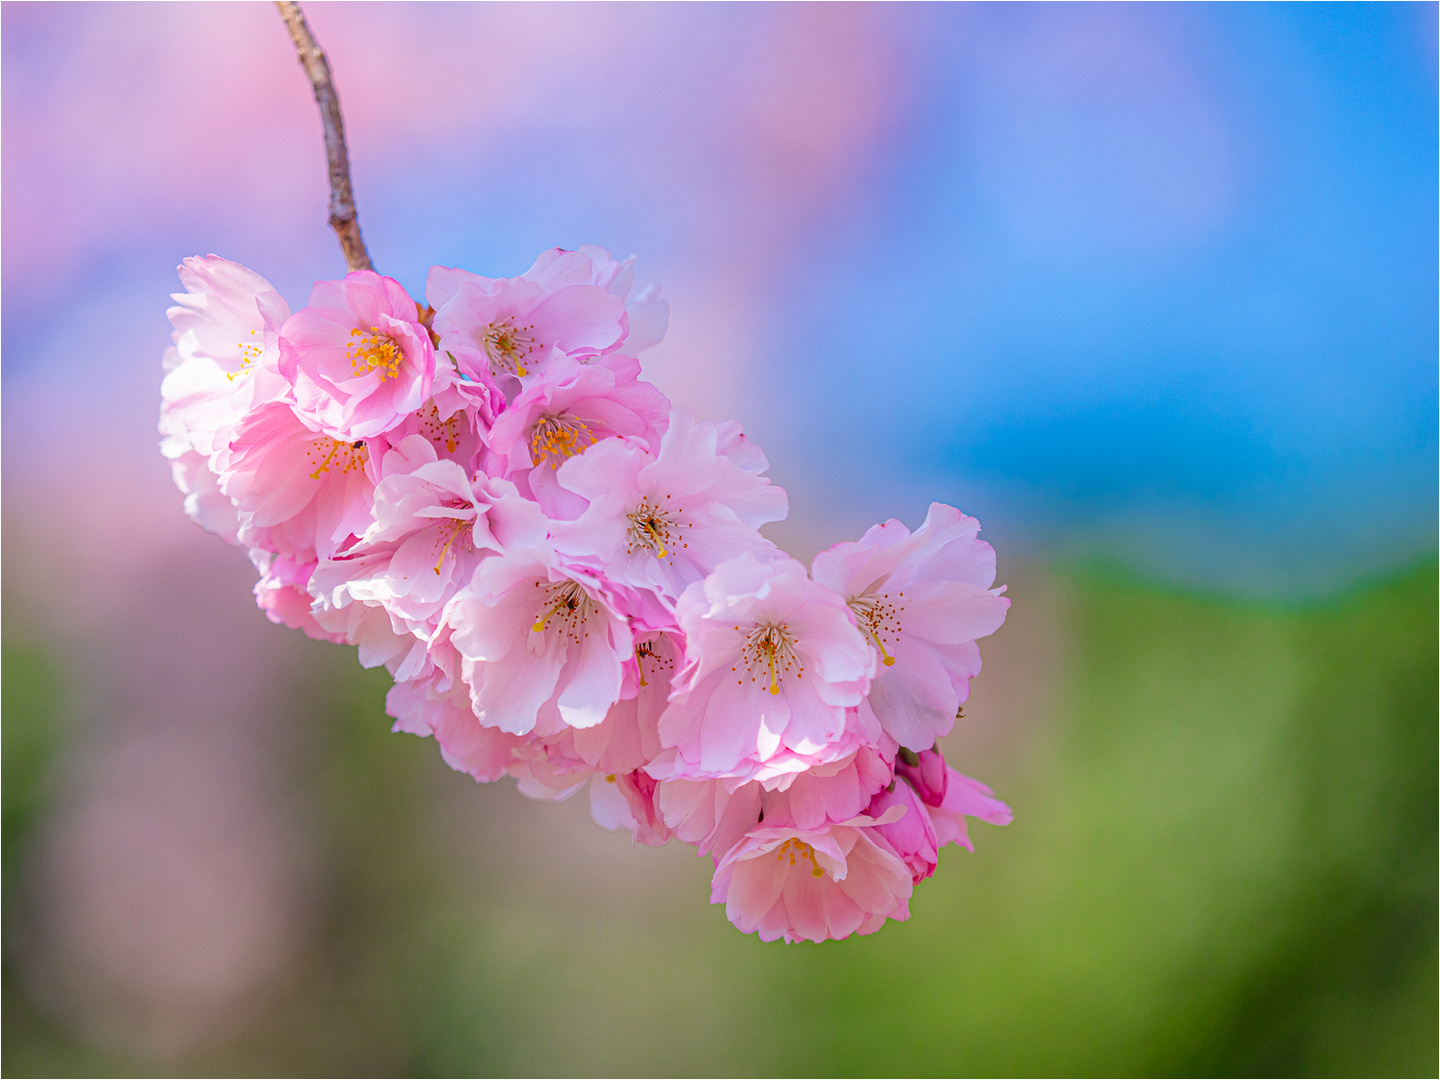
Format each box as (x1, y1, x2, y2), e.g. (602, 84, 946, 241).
(481, 318, 538, 377)
(346, 328, 403, 380)
(530, 413, 595, 467)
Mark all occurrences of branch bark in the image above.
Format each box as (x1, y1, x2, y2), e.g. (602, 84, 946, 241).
(275, 0, 373, 272)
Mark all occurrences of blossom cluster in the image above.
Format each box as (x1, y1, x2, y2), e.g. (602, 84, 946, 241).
(159, 247, 1012, 943)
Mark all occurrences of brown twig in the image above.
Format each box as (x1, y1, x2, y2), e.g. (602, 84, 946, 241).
(275, 0, 372, 272)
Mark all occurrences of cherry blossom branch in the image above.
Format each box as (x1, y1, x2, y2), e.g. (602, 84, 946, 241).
(275, 0, 372, 272)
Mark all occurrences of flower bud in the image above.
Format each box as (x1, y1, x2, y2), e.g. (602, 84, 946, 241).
(895, 744, 948, 807)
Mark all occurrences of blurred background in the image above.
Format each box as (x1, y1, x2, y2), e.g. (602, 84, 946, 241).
(3, 2, 1435, 1075)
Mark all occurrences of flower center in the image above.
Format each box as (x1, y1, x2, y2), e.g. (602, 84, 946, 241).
(529, 413, 595, 468)
(530, 579, 596, 641)
(849, 591, 903, 667)
(430, 514, 475, 575)
(305, 437, 369, 481)
(737, 622, 802, 696)
(774, 837, 825, 879)
(625, 495, 688, 560)
(634, 635, 675, 688)
(227, 329, 262, 382)
(347, 328, 403, 380)
(481, 317, 538, 377)
(418, 401, 461, 455)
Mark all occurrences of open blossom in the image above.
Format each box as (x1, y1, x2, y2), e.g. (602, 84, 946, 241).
(387, 377, 500, 477)
(161, 245, 1013, 944)
(160, 256, 294, 544)
(658, 553, 874, 779)
(446, 548, 636, 736)
(281, 270, 436, 440)
(812, 503, 1011, 751)
(161, 255, 291, 458)
(218, 401, 382, 561)
(428, 249, 628, 392)
(484, 354, 671, 518)
(550, 409, 788, 603)
(710, 809, 912, 943)
(653, 741, 890, 861)
(253, 553, 347, 644)
(310, 435, 543, 631)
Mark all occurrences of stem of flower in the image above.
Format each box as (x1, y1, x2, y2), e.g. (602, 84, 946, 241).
(274, 1, 373, 273)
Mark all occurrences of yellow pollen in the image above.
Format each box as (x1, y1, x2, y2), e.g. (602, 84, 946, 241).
(775, 838, 825, 878)
(850, 593, 903, 669)
(305, 437, 368, 480)
(530, 580, 595, 641)
(431, 516, 473, 575)
(633, 637, 673, 689)
(529, 413, 595, 468)
(418, 401, 462, 454)
(739, 622, 801, 695)
(481, 317, 539, 377)
(625, 496, 688, 561)
(228, 330, 262, 381)
(346, 327, 403, 380)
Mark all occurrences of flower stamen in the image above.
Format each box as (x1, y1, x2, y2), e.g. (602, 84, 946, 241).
(740, 622, 802, 695)
(530, 579, 595, 642)
(849, 592, 903, 667)
(431, 516, 473, 575)
(347, 327, 403, 380)
(481, 318, 538, 377)
(775, 837, 825, 878)
(306, 437, 368, 480)
(529, 413, 595, 468)
(227, 329, 262, 382)
(625, 496, 688, 560)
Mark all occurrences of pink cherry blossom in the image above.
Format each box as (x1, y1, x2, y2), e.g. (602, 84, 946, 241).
(760, 745, 893, 830)
(710, 809, 912, 943)
(280, 270, 436, 440)
(161, 255, 291, 454)
(446, 549, 636, 736)
(484, 354, 671, 518)
(217, 401, 382, 561)
(427, 251, 627, 393)
(166, 448, 242, 546)
(569, 630, 676, 777)
(812, 502, 1011, 751)
(655, 776, 763, 859)
(309, 435, 543, 631)
(658, 553, 874, 779)
(866, 778, 941, 883)
(160, 257, 293, 545)
(160, 246, 1017, 944)
(550, 408, 789, 604)
(385, 376, 500, 477)
(653, 739, 889, 858)
(311, 596, 434, 684)
(928, 767, 1014, 853)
